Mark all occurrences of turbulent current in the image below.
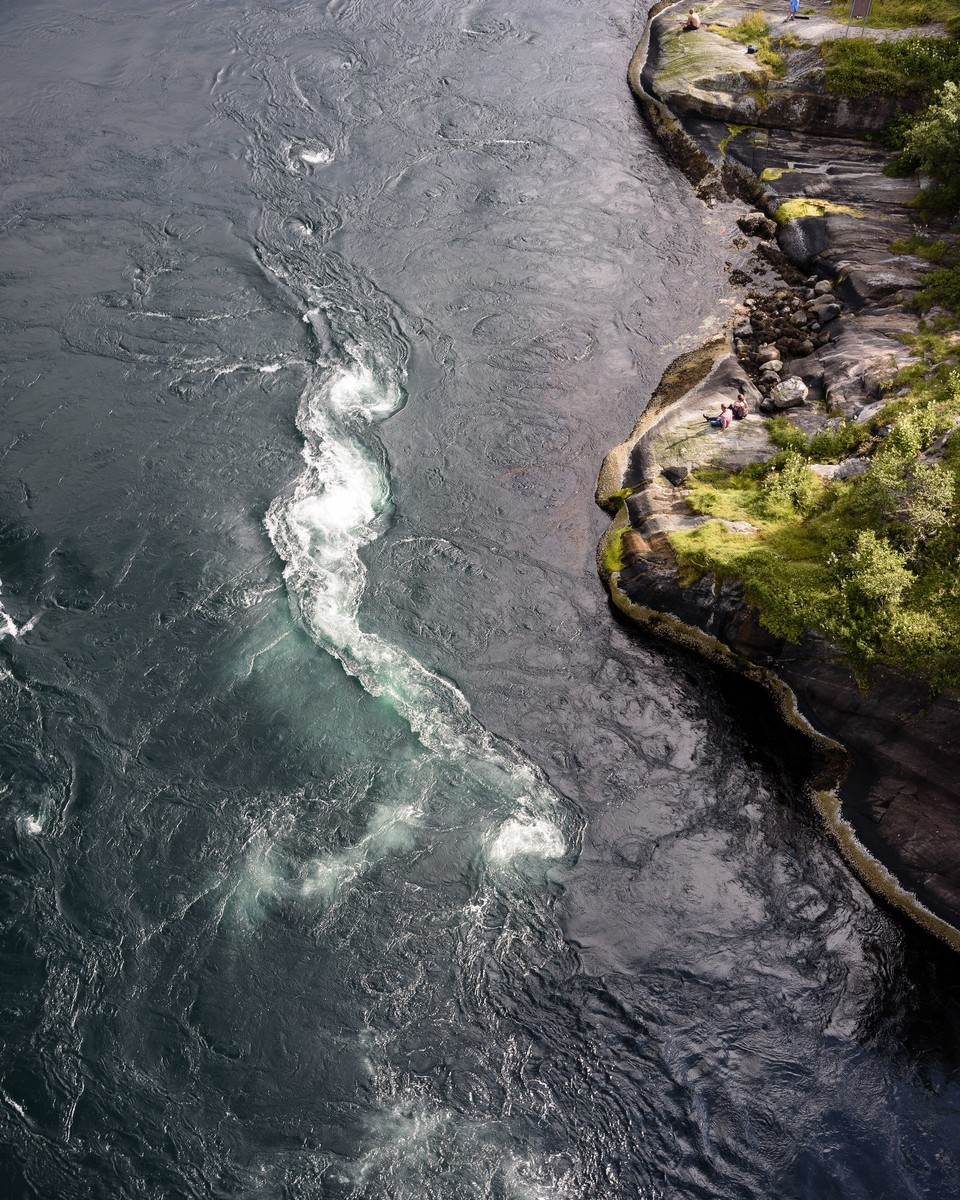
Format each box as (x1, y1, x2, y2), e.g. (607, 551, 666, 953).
(2, 1, 960, 1197)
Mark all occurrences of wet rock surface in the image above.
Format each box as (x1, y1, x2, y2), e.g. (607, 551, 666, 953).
(607, 0, 960, 941)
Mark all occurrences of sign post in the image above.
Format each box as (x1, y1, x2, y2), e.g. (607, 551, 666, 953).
(846, 0, 873, 36)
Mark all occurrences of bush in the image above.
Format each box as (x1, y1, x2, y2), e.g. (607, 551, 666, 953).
(840, 529, 914, 613)
(900, 80, 960, 192)
(915, 263, 960, 314)
(762, 451, 823, 517)
(767, 415, 868, 462)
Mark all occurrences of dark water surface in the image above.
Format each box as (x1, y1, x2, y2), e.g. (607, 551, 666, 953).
(2, 1, 960, 1196)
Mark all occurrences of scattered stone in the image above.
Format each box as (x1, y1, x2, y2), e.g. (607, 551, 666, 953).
(791, 311, 809, 327)
(814, 279, 834, 296)
(799, 339, 815, 356)
(661, 464, 692, 486)
(733, 320, 753, 338)
(762, 358, 784, 374)
(756, 344, 781, 365)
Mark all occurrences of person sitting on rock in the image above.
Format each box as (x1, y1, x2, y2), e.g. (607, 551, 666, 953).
(703, 404, 732, 430)
(731, 391, 749, 420)
(680, 8, 701, 30)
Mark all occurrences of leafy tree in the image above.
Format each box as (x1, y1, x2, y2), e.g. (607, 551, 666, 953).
(901, 80, 960, 193)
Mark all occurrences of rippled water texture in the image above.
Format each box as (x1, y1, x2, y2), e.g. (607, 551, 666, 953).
(2, 1, 960, 1196)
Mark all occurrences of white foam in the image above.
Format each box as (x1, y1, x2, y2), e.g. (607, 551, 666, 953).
(265, 360, 570, 888)
(487, 816, 566, 864)
(300, 146, 332, 165)
(0, 578, 37, 641)
(350, 1094, 575, 1198)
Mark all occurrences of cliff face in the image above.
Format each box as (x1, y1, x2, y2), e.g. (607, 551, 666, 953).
(601, 0, 960, 946)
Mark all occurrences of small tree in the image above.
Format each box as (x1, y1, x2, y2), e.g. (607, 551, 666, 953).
(901, 80, 960, 194)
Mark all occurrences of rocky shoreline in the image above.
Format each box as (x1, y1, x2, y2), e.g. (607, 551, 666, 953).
(599, 0, 960, 946)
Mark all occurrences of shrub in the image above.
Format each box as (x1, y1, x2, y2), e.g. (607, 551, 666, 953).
(900, 80, 960, 192)
(840, 529, 914, 613)
(915, 263, 960, 315)
(761, 451, 823, 517)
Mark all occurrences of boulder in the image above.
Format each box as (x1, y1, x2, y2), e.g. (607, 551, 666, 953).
(768, 376, 808, 409)
(662, 464, 692, 486)
(756, 344, 781, 365)
(812, 301, 841, 324)
(738, 211, 777, 240)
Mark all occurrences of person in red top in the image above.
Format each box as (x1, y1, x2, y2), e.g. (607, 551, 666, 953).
(680, 8, 701, 30)
(703, 404, 732, 429)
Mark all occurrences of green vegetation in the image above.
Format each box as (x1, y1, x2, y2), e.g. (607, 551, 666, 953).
(709, 11, 792, 78)
(827, 0, 960, 35)
(894, 80, 960, 212)
(820, 34, 960, 99)
(669, 357, 960, 687)
(891, 227, 960, 317)
(890, 232, 950, 259)
(768, 414, 871, 461)
(915, 264, 960, 316)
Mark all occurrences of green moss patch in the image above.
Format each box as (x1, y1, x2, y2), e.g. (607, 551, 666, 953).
(774, 198, 864, 224)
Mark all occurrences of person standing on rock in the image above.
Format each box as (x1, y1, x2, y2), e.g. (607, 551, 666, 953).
(787, 0, 800, 18)
(680, 8, 701, 30)
(703, 404, 732, 430)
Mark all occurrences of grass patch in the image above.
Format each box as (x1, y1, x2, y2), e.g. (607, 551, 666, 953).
(890, 232, 950, 259)
(710, 11, 789, 78)
(820, 35, 960, 100)
(826, 0, 960, 35)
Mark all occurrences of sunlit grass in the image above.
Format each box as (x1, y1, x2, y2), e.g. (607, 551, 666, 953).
(826, 0, 960, 35)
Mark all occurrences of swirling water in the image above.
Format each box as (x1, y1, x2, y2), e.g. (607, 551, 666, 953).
(1, 1, 959, 1197)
